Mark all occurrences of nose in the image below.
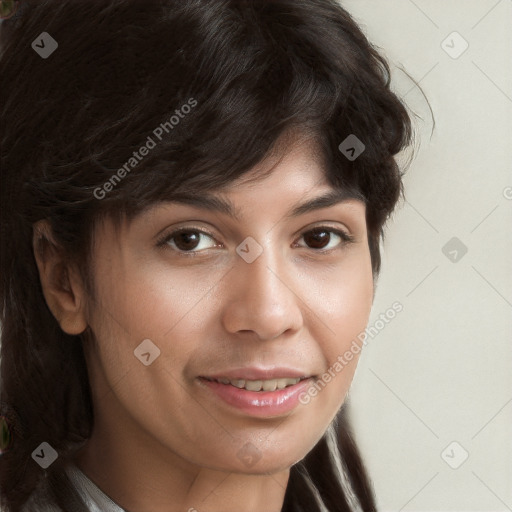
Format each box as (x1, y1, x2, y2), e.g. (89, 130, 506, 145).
(220, 242, 304, 341)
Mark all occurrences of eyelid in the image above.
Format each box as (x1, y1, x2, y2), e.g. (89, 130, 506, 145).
(297, 222, 354, 239)
(155, 224, 219, 250)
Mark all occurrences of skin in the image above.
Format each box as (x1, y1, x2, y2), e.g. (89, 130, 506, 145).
(33, 137, 374, 512)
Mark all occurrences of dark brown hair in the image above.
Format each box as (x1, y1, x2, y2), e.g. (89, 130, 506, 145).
(0, 0, 412, 510)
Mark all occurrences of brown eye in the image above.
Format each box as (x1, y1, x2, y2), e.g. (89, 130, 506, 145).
(173, 231, 203, 251)
(157, 228, 217, 253)
(298, 226, 355, 252)
(303, 228, 332, 249)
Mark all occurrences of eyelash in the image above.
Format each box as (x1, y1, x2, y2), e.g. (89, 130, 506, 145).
(156, 225, 356, 257)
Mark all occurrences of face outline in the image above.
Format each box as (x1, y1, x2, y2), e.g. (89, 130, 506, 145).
(76, 138, 374, 482)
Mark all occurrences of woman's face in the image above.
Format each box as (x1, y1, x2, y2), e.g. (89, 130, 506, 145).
(83, 140, 374, 475)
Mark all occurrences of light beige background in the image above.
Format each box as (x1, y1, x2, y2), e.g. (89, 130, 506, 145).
(341, 1, 512, 510)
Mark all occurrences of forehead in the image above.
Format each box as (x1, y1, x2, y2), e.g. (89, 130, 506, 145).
(101, 134, 365, 240)
(189, 140, 363, 214)
(151, 140, 362, 218)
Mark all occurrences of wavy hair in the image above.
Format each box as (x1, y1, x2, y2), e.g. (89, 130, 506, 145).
(0, 0, 412, 510)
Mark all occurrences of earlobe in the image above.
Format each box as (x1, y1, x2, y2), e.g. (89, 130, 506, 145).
(32, 219, 88, 335)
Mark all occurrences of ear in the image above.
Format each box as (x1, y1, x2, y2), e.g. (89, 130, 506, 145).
(32, 219, 88, 335)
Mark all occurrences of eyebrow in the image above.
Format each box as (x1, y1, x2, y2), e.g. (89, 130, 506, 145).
(166, 188, 364, 221)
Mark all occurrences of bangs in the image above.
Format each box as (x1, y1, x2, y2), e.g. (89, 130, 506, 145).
(2, 0, 411, 275)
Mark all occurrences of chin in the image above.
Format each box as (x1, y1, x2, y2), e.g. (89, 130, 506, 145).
(229, 444, 309, 475)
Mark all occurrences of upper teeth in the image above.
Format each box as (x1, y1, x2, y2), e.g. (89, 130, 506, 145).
(216, 377, 302, 391)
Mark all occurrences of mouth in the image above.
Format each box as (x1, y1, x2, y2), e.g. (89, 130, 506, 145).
(197, 374, 316, 418)
(201, 376, 310, 392)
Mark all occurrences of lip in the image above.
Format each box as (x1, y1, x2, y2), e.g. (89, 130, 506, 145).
(197, 376, 315, 418)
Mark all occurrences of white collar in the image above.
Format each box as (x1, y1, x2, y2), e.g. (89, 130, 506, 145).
(65, 463, 127, 512)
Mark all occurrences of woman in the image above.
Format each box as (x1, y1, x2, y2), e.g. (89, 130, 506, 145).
(0, 0, 412, 510)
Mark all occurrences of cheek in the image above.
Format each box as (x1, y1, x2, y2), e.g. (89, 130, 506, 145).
(327, 266, 374, 357)
(304, 248, 374, 346)
(90, 255, 207, 345)
(86, 255, 227, 410)
(85, 258, 217, 446)
(297, 249, 373, 410)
